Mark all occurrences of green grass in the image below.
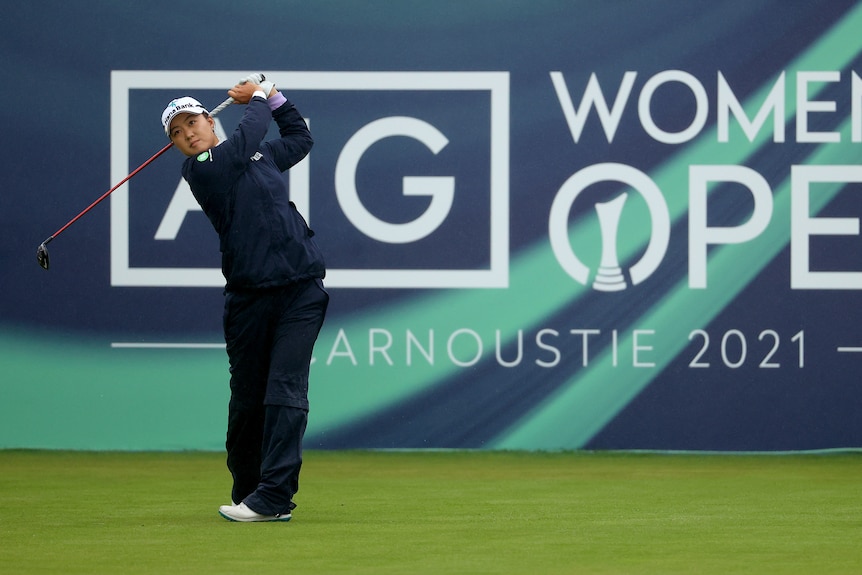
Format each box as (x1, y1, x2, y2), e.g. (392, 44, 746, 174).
(1, 450, 860, 574)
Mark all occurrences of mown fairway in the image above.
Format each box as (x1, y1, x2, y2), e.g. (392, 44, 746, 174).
(1, 450, 860, 574)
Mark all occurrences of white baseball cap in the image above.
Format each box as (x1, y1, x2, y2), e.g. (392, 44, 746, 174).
(161, 97, 208, 136)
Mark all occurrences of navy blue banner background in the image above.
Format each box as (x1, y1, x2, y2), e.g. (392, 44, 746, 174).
(2, 1, 861, 451)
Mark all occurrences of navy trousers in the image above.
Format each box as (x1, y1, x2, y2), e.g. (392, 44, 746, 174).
(223, 278, 328, 516)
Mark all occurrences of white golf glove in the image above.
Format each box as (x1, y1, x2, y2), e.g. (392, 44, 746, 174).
(242, 73, 265, 85)
(241, 73, 275, 97)
(259, 80, 275, 97)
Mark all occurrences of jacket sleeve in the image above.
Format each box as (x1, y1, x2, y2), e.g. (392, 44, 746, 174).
(233, 97, 272, 161)
(183, 98, 272, 193)
(265, 97, 314, 172)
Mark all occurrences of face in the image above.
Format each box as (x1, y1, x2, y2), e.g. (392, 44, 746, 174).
(168, 113, 218, 156)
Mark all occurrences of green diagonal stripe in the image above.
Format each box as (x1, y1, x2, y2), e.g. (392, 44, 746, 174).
(310, 3, 862, 436)
(493, 118, 858, 449)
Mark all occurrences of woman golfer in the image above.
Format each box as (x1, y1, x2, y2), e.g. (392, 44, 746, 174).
(162, 75, 328, 522)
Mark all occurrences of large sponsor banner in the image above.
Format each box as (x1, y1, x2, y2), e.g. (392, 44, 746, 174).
(2, 1, 861, 450)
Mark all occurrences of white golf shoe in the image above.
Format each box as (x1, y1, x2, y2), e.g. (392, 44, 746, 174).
(218, 502, 292, 522)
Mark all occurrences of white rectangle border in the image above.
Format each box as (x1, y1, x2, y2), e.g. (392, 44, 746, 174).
(110, 70, 509, 288)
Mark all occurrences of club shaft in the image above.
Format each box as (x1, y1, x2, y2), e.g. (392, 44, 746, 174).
(46, 95, 234, 240)
(49, 142, 174, 239)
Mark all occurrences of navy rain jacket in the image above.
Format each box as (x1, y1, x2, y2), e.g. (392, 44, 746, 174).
(181, 96, 325, 291)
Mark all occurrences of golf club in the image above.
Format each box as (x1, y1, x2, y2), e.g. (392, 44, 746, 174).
(37, 93, 239, 270)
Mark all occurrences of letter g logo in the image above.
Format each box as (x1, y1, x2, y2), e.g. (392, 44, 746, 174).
(335, 116, 455, 244)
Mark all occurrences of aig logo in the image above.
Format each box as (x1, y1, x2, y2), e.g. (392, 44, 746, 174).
(110, 71, 509, 288)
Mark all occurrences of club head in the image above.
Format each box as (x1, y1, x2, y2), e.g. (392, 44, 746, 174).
(37, 243, 50, 270)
